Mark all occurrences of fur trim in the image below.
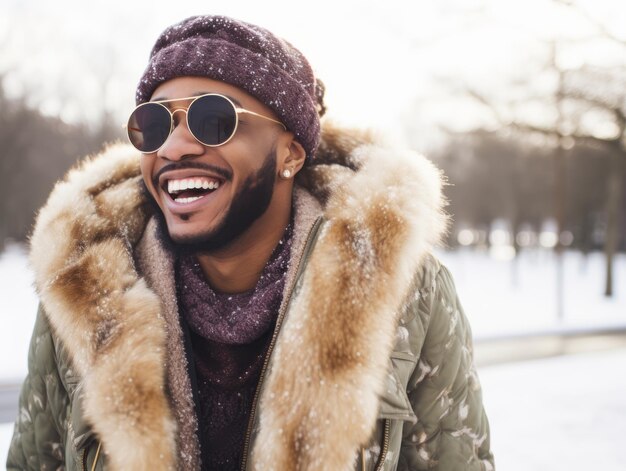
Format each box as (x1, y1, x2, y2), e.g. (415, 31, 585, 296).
(29, 121, 450, 470)
(132, 187, 324, 471)
(29, 145, 176, 469)
(132, 217, 200, 470)
(251, 123, 450, 470)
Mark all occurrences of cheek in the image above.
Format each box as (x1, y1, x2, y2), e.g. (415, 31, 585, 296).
(140, 157, 159, 197)
(227, 139, 273, 173)
(139, 155, 163, 208)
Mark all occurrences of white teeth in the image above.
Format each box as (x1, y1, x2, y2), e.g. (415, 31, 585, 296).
(174, 195, 204, 204)
(167, 177, 221, 195)
(168, 180, 180, 193)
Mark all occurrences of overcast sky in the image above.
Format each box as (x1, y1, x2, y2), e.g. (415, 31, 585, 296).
(1, 0, 623, 148)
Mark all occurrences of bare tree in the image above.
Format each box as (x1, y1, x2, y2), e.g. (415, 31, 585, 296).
(452, 6, 625, 298)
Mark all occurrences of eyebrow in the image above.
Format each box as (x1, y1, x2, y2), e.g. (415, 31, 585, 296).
(150, 91, 243, 107)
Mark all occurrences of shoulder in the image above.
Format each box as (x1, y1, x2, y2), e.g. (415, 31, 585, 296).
(402, 252, 463, 328)
(31, 304, 73, 382)
(411, 251, 444, 297)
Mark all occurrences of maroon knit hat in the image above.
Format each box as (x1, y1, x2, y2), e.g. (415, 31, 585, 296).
(136, 15, 326, 160)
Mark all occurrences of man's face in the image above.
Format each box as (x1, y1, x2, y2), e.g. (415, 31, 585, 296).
(140, 76, 284, 253)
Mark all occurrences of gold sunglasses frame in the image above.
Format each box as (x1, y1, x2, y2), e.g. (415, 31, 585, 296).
(126, 93, 287, 153)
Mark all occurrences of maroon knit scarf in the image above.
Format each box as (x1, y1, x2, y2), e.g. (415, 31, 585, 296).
(176, 220, 294, 470)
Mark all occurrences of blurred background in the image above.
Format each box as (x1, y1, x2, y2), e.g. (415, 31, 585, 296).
(1, 0, 625, 469)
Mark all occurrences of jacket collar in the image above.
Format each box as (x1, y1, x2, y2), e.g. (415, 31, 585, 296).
(29, 122, 450, 470)
(133, 186, 324, 470)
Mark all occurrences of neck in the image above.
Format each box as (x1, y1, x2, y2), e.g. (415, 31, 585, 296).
(195, 185, 293, 294)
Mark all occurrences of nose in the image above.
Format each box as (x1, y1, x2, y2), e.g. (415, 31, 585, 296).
(156, 109, 204, 161)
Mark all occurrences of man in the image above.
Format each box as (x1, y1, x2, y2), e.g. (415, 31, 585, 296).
(7, 14, 494, 471)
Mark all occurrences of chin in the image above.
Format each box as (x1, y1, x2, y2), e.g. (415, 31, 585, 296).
(164, 218, 236, 254)
(166, 222, 217, 245)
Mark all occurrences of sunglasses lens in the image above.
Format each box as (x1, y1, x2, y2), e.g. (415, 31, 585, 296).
(188, 95, 237, 146)
(127, 103, 171, 153)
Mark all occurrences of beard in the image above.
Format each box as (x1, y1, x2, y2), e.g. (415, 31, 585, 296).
(142, 147, 278, 255)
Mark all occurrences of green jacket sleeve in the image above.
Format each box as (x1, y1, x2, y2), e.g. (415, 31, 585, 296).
(7, 304, 69, 470)
(402, 264, 495, 470)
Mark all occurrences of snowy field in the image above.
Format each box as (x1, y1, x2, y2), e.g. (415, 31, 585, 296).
(3, 348, 625, 470)
(0, 244, 39, 382)
(478, 347, 626, 471)
(1, 242, 625, 469)
(2, 243, 623, 380)
(435, 247, 626, 338)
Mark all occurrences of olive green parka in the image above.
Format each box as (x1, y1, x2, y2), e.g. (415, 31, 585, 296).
(7, 123, 494, 470)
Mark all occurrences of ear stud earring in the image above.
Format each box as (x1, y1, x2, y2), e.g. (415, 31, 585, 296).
(282, 169, 292, 179)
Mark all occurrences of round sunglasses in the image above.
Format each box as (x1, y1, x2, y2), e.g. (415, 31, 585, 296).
(126, 93, 287, 153)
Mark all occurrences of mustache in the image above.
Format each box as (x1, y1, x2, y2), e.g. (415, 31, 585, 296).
(153, 161, 233, 187)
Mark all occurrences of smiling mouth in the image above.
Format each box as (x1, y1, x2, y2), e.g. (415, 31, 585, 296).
(163, 176, 223, 204)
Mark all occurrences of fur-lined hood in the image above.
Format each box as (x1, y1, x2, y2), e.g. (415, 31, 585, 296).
(29, 122, 450, 470)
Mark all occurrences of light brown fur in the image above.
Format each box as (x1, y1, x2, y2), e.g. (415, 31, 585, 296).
(251, 124, 450, 470)
(30, 146, 176, 470)
(29, 122, 450, 470)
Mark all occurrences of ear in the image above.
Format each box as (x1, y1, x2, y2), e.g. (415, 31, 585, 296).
(277, 133, 307, 176)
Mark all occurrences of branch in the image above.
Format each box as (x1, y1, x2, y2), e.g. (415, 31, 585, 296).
(552, 0, 626, 46)
(465, 87, 507, 123)
(511, 121, 620, 149)
(565, 92, 625, 122)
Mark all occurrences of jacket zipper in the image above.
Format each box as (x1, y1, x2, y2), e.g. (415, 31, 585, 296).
(82, 440, 102, 471)
(374, 419, 391, 471)
(239, 216, 325, 471)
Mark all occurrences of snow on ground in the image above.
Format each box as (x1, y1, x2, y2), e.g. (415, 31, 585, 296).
(0, 423, 12, 467)
(1, 243, 625, 469)
(2, 348, 625, 469)
(2, 243, 623, 381)
(478, 347, 626, 471)
(0, 243, 38, 383)
(1, 244, 625, 375)
(434, 247, 626, 338)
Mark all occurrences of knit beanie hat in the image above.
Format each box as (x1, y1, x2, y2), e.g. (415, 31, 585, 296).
(136, 15, 326, 160)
